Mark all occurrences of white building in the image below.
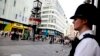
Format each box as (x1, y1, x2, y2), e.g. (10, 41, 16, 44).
(38, 0, 67, 36)
(0, 0, 34, 32)
(0, 0, 33, 24)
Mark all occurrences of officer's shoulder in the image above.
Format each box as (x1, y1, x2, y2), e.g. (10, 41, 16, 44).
(81, 37, 98, 45)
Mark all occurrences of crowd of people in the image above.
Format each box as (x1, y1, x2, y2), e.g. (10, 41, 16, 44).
(0, 30, 10, 37)
(0, 30, 22, 40)
(0, 30, 72, 45)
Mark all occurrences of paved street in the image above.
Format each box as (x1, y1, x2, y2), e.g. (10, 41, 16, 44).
(0, 37, 71, 56)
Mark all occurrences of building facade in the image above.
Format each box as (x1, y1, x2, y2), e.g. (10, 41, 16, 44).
(38, 0, 67, 37)
(0, 0, 33, 32)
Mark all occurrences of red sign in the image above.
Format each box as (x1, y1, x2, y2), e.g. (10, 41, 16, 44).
(29, 17, 41, 25)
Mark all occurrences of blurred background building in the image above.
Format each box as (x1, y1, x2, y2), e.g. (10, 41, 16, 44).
(38, 0, 68, 37)
(2, 0, 99, 41)
(0, 0, 68, 40)
(0, 0, 33, 32)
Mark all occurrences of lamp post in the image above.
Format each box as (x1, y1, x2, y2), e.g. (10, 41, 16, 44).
(29, 0, 42, 41)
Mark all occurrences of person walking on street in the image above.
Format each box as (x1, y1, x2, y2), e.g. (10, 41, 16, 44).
(69, 3, 100, 56)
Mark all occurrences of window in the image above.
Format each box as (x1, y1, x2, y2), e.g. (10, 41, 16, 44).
(43, 7, 49, 9)
(42, 11, 55, 14)
(42, 11, 49, 14)
(2, 9, 5, 15)
(5, 0, 7, 4)
(23, 7, 25, 12)
(42, 20, 48, 22)
(51, 11, 54, 13)
(66, 21, 68, 23)
(41, 15, 48, 18)
(49, 15, 53, 18)
(25, 17, 27, 22)
(15, 14, 17, 19)
(14, 0, 16, 7)
(19, 12, 21, 17)
(48, 25, 55, 28)
(49, 19, 56, 23)
(49, 15, 56, 19)
(3, 0, 7, 15)
(22, 16, 24, 21)
(40, 24, 47, 27)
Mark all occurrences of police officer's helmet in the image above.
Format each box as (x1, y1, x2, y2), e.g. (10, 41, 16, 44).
(70, 3, 97, 25)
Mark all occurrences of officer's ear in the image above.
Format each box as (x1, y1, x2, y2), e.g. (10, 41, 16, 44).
(82, 18, 92, 29)
(82, 18, 88, 24)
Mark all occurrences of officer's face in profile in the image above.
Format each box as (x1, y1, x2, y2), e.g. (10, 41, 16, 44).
(73, 18, 87, 31)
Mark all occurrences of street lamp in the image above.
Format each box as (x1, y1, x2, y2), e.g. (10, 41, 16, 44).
(29, 0, 42, 41)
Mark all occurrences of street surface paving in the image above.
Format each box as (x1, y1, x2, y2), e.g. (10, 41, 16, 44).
(0, 37, 71, 56)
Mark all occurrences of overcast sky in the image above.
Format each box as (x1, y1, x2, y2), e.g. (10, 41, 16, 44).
(58, 0, 85, 24)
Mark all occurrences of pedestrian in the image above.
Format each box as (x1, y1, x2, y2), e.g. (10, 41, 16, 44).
(60, 37, 64, 44)
(69, 3, 100, 56)
(0, 30, 3, 37)
(16, 31, 19, 40)
(11, 31, 16, 40)
(49, 36, 54, 44)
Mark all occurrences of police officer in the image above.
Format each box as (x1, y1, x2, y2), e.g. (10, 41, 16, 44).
(69, 3, 100, 56)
